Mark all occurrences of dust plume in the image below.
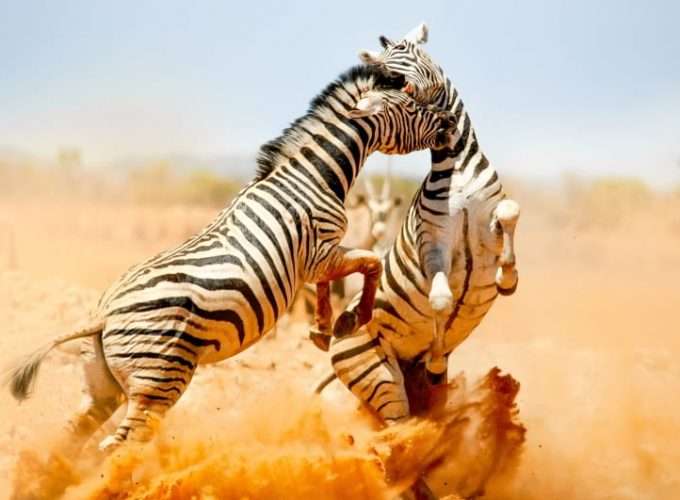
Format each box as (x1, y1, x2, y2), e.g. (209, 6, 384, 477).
(2, 174, 680, 499)
(8, 368, 523, 500)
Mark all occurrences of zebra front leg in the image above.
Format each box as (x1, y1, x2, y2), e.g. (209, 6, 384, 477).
(309, 281, 333, 351)
(424, 245, 454, 380)
(316, 246, 382, 338)
(491, 199, 520, 295)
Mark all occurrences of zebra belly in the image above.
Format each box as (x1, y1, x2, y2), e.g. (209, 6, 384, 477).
(375, 256, 499, 362)
(100, 270, 289, 386)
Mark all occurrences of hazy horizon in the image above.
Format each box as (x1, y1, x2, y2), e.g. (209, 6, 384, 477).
(2, 1, 679, 186)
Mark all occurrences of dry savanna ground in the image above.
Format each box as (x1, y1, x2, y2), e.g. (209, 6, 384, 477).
(1, 179, 679, 499)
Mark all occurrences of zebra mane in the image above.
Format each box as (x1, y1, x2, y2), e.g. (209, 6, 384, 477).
(254, 65, 404, 182)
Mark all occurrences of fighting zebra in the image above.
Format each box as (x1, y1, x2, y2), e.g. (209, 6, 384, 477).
(298, 171, 403, 324)
(4, 63, 456, 455)
(319, 24, 521, 425)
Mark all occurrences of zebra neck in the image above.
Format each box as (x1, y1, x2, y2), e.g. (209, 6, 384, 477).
(417, 83, 499, 215)
(281, 117, 373, 205)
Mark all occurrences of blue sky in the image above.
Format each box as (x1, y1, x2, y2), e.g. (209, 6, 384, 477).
(1, 1, 679, 185)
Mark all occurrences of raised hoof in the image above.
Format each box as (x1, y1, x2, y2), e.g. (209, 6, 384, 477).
(497, 280, 518, 296)
(495, 266, 518, 296)
(333, 310, 358, 338)
(496, 271, 518, 296)
(309, 330, 331, 352)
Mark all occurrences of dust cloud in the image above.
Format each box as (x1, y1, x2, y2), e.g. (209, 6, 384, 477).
(2, 176, 680, 499)
(19, 368, 520, 500)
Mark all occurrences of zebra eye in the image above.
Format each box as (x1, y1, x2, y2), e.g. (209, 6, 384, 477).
(394, 43, 406, 51)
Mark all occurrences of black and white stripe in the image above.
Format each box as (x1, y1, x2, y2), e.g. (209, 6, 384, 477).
(7, 64, 457, 452)
(329, 27, 521, 422)
(297, 173, 403, 319)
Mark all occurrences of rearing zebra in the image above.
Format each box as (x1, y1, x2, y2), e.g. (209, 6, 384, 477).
(5, 63, 456, 454)
(298, 172, 403, 325)
(322, 24, 521, 424)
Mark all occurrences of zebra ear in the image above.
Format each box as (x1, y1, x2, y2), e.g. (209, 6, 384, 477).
(358, 49, 382, 65)
(347, 93, 384, 118)
(379, 35, 393, 49)
(403, 22, 428, 44)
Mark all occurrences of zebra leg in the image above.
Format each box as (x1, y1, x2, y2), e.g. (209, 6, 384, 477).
(99, 364, 195, 451)
(330, 330, 409, 423)
(56, 336, 124, 458)
(331, 334, 438, 499)
(491, 199, 520, 295)
(425, 272, 452, 379)
(419, 239, 455, 379)
(309, 281, 332, 351)
(400, 359, 448, 415)
(316, 246, 382, 338)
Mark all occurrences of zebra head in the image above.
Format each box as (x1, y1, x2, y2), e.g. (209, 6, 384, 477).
(359, 22, 447, 107)
(341, 67, 455, 155)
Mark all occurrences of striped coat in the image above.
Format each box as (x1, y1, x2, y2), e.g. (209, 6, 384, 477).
(327, 26, 521, 422)
(7, 64, 456, 453)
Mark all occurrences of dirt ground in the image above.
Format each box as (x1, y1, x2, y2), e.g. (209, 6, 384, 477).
(1, 188, 680, 499)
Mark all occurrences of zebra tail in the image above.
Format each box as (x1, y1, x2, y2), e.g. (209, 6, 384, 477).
(314, 371, 338, 394)
(4, 319, 104, 401)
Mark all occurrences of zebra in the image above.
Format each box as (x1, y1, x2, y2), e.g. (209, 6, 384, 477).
(4, 63, 458, 455)
(298, 171, 403, 323)
(320, 24, 521, 426)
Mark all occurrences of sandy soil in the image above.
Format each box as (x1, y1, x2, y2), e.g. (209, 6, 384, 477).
(1, 192, 679, 499)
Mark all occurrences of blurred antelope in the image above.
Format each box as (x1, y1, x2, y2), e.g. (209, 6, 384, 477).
(358, 171, 403, 256)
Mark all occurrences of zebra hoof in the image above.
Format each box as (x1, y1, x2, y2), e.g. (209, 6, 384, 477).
(333, 311, 358, 338)
(309, 330, 331, 351)
(496, 269, 518, 296)
(98, 435, 121, 453)
(497, 280, 518, 296)
(426, 369, 447, 386)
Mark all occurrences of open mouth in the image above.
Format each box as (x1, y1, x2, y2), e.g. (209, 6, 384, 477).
(381, 70, 406, 90)
(375, 68, 421, 100)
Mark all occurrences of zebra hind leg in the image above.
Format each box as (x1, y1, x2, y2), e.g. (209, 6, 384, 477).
(99, 362, 195, 451)
(330, 333, 439, 499)
(55, 335, 124, 458)
(330, 330, 409, 423)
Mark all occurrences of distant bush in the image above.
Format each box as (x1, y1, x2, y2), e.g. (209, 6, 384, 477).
(181, 169, 241, 206)
(126, 163, 240, 207)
